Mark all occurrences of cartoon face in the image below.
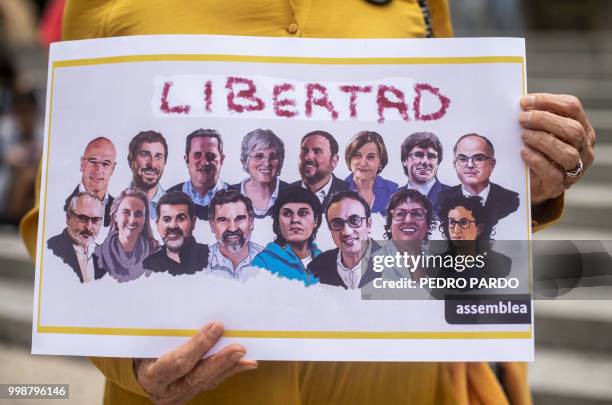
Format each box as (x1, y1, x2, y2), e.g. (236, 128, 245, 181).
(278, 202, 317, 244)
(131, 141, 166, 191)
(185, 136, 225, 192)
(299, 135, 337, 185)
(80, 139, 116, 196)
(403, 145, 439, 186)
(66, 195, 103, 247)
(327, 198, 371, 256)
(247, 147, 280, 184)
(114, 196, 146, 242)
(447, 206, 481, 241)
(210, 201, 253, 252)
(157, 204, 195, 252)
(350, 142, 381, 182)
(389, 200, 428, 241)
(453, 136, 495, 192)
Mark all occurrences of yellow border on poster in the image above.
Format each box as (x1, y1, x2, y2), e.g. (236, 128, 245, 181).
(37, 54, 532, 340)
(38, 325, 530, 339)
(52, 54, 524, 67)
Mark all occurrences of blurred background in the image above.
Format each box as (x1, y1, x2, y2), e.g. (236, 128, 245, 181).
(0, 0, 610, 403)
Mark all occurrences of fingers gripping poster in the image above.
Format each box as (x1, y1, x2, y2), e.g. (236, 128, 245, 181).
(33, 36, 532, 360)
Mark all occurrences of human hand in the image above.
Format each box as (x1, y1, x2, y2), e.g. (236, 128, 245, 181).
(134, 322, 257, 405)
(519, 93, 596, 205)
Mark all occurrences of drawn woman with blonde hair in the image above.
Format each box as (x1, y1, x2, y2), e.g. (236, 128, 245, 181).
(95, 188, 159, 282)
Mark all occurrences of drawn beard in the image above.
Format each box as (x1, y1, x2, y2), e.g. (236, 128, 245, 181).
(164, 227, 186, 252)
(221, 229, 246, 253)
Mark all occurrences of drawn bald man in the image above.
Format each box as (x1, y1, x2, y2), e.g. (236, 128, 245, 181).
(64, 137, 117, 227)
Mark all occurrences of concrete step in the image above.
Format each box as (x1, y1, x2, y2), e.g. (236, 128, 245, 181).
(555, 206, 612, 230)
(0, 255, 33, 283)
(0, 342, 104, 405)
(534, 300, 612, 354)
(524, 31, 612, 81)
(0, 230, 33, 283)
(530, 347, 612, 405)
(526, 51, 612, 79)
(0, 278, 32, 346)
(594, 129, 612, 144)
(564, 183, 612, 209)
(547, 182, 612, 231)
(534, 225, 612, 240)
(452, 30, 612, 52)
(580, 144, 612, 184)
(525, 31, 612, 53)
(528, 77, 612, 110)
(586, 109, 612, 132)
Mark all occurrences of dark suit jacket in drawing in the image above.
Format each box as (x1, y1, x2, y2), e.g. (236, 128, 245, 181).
(307, 241, 382, 289)
(404, 177, 450, 215)
(64, 186, 114, 227)
(438, 182, 520, 225)
(290, 174, 349, 211)
(46, 228, 106, 283)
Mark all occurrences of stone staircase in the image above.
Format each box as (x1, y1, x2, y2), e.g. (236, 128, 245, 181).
(526, 30, 612, 405)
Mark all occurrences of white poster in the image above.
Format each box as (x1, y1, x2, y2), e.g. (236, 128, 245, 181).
(33, 35, 533, 361)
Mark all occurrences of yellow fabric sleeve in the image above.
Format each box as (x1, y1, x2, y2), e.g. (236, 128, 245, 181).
(89, 357, 147, 397)
(427, 0, 454, 37)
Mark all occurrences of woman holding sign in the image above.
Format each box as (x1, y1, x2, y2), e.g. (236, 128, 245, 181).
(22, 1, 596, 405)
(344, 131, 398, 216)
(95, 188, 159, 282)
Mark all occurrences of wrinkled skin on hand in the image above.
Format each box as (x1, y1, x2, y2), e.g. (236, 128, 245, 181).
(134, 322, 258, 405)
(519, 93, 596, 205)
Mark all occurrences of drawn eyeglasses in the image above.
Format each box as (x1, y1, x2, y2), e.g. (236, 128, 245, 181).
(454, 154, 493, 167)
(447, 218, 477, 230)
(390, 209, 427, 222)
(249, 152, 280, 163)
(69, 210, 102, 226)
(329, 215, 368, 231)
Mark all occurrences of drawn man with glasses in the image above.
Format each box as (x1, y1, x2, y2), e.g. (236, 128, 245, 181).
(64, 137, 117, 227)
(401, 132, 450, 213)
(440, 133, 519, 225)
(308, 191, 380, 289)
(168, 129, 228, 221)
(49, 191, 106, 283)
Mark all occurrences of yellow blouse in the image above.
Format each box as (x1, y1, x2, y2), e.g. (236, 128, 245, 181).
(19, 1, 560, 403)
(62, 0, 453, 40)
